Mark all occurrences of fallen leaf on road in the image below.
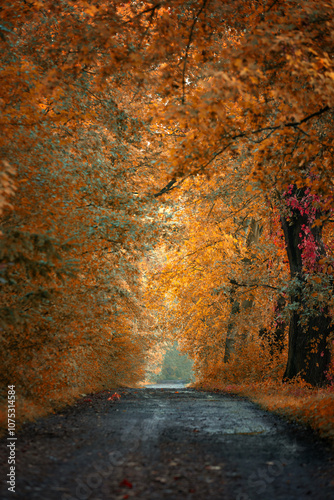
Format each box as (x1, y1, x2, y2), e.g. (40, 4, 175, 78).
(119, 479, 132, 488)
(108, 392, 121, 402)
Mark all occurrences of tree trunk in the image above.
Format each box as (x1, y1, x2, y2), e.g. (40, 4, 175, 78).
(224, 218, 260, 362)
(224, 292, 240, 362)
(284, 304, 331, 385)
(281, 210, 331, 386)
(259, 295, 286, 357)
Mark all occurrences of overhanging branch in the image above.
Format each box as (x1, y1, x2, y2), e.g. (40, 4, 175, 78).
(153, 178, 178, 197)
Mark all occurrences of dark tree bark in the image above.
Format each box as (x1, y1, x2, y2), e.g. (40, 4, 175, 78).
(259, 295, 286, 357)
(280, 200, 332, 386)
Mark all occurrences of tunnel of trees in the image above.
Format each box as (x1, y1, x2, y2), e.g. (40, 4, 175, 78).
(1, 0, 334, 423)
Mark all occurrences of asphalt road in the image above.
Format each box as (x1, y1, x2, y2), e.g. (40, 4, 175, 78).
(0, 382, 333, 499)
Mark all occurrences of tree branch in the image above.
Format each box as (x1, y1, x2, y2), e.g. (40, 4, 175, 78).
(182, 0, 208, 104)
(229, 278, 279, 290)
(153, 178, 178, 197)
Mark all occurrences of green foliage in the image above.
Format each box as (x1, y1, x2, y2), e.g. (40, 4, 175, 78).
(152, 342, 194, 382)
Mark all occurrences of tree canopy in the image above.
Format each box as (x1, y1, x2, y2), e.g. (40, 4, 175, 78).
(1, 0, 334, 423)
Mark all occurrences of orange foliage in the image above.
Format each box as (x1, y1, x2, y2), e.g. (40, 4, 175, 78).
(1, 0, 334, 428)
(0, 0, 162, 427)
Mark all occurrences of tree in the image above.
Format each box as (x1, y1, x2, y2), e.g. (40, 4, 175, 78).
(1, 0, 334, 424)
(280, 185, 332, 384)
(146, 170, 288, 383)
(151, 341, 194, 382)
(148, 0, 334, 385)
(0, 0, 164, 412)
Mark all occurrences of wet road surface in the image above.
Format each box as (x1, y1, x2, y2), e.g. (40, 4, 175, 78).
(0, 382, 333, 499)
